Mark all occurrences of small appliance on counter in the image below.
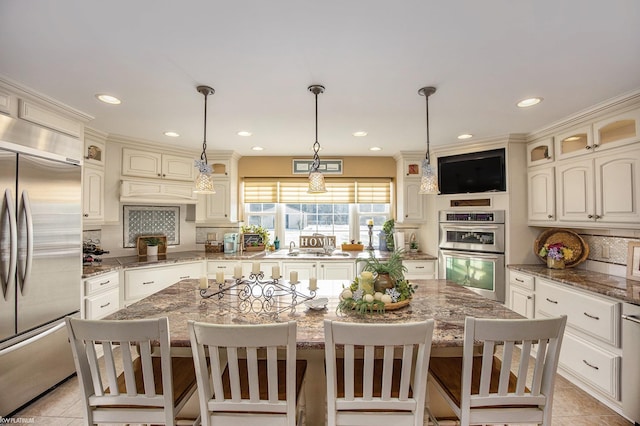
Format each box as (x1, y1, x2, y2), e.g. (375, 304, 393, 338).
(224, 233, 239, 254)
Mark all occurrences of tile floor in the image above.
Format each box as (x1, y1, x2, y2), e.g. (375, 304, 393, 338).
(10, 370, 633, 425)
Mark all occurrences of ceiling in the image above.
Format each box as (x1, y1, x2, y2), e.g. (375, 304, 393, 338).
(1, 0, 639, 157)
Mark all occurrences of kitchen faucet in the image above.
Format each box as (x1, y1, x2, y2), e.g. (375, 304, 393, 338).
(289, 241, 296, 253)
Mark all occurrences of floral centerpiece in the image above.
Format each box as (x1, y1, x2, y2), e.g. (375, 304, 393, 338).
(538, 242, 574, 269)
(337, 272, 416, 314)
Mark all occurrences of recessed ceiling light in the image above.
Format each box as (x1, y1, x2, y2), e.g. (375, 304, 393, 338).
(517, 97, 543, 108)
(164, 131, 180, 137)
(251, 146, 264, 151)
(95, 94, 121, 105)
(457, 134, 473, 140)
(237, 131, 252, 137)
(369, 147, 382, 151)
(353, 131, 368, 137)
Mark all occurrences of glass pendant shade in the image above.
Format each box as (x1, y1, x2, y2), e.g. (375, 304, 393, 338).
(194, 171, 215, 194)
(308, 170, 327, 193)
(419, 161, 439, 194)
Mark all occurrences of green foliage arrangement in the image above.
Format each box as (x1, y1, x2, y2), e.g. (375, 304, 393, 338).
(336, 276, 417, 314)
(240, 224, 270, 248)
(358, 249, 407, 282)
(382, 219, 395, 251)
(144, 236, 164, 247)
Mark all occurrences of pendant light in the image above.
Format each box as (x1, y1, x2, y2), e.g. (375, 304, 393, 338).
(418, 86, 440, 194)
(194, 85, 216, 194)
(308, 84, 327, 193)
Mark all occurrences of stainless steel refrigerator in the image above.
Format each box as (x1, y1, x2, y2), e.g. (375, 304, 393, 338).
(0, 114, 82, 416)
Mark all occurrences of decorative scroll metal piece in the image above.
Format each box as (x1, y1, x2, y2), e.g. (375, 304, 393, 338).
(199, 271, 316, 317)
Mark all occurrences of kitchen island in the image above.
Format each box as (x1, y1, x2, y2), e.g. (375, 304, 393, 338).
(105, 278, 521, 424)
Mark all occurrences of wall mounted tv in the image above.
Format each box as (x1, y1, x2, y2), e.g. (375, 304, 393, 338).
(437, 148, 506, 194)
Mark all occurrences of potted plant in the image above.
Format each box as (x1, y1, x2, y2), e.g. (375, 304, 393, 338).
(410, 240, 418, 253)
(382, 219, 395, 251)
(144, 236, 163, 256)
(358, 250, 407, 292)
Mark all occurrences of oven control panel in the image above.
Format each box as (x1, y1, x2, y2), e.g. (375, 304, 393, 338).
(439, 210, 504, 224)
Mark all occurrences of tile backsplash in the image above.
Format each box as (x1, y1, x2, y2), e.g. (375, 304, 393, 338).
(580, 233, 638, 265)
(123, 206, 180, 247)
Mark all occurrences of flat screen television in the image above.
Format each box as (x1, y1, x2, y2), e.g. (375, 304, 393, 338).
(437, 148, 506, 194)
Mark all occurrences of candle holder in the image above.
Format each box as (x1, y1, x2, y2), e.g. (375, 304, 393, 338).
(366, 224, 374, 250)
(199, 270, 316, 317)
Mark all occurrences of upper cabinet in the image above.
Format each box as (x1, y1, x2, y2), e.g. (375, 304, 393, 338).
(555, 107, 640, 161)
(396, 155, 425, 222)
(121, 148, 195, 181)
(82, 128, 108, 225)
(526, 138, 554, 167)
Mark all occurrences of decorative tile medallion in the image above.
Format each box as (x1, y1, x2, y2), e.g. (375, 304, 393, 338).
(123, 206, 179, 247)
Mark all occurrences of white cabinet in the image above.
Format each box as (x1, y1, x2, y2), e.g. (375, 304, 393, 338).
(403, 260, 437, 280)
(18, 99, 82, 138)
(0, 89, 10, 115)
(508, 270, 534, 319)
(555, 125, 594, 161)
(82, 165, 104, 222)
(198, 179, 231, 221)
(527, 166, 555, 222)
(556, 147, 640, 225)
(396, 155, 424, 223)
(120, 179, 197, 203)
(207, 260, 240, 279)
(124, 261, 203, 306)
(83, 271, 119, 319)
(281, 260, 355, 281)
(526, 137, 554, 167)
(121, 148, 195, 181)
(593, 107, 640, 152)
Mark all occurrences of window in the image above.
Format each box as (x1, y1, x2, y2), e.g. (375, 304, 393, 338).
(243, 178, 392, 249)
(244, 203, 389, 249)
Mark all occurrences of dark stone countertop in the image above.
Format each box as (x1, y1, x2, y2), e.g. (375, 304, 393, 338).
(508, 264, 640, 306)
(83, 250, 438, 278)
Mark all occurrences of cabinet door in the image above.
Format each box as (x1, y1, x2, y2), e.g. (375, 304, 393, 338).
(204, 180, 230, 220)
(593, 107, 640, 152)
(527, 138, 554, 167)
(82, 166, 104, 222)
(320, 262, 354, 280)
(208, 260, 239, 278)
(403, 260, 436, 280)
(403, 180, 423, 221)
(527, 166, 555, 222)
(556, 159, 594, 222)
(85, 288, 119, 319)
(510, 286, 534, 319)
(162, 154, 196, 181)
(595, 148, 640, 224)
(122, 148, 162, 178)
(282, 261, 316, 281)
(555, 125, 593, 161)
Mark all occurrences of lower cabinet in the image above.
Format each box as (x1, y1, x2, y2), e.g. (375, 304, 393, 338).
(403, 260, 437, 280)
(281, 260, 355, 281)
(508, 268, 624, 410)
(83, 271, 120, 319)
(123, 261, 203, 306)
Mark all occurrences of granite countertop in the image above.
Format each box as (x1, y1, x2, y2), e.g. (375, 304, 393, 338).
(104, 278, 522, 349)
(508, 264, 640, 306)
(83, 250, 438, 278)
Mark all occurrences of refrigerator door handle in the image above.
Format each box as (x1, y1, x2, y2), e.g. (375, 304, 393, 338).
(18, 190, 33, 295)
(2, 189, 17, 300)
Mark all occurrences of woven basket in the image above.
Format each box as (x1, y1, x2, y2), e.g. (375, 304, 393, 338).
(533, 228, 589, 268)
(384, 299, 411, 311)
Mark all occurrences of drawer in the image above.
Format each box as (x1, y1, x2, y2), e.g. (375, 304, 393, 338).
(84, 271, 119, 296)
(537, 279, 620, 346)
(124, 267, 173, 301)
(403, 260, 436, 275)
(559, 333, 620, 400)
(207, 261, 239, 276)
(509, 270, 534, 291)
(85, 288, 119, 319)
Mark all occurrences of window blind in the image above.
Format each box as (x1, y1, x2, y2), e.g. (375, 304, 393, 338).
(243, 178, 391, 204)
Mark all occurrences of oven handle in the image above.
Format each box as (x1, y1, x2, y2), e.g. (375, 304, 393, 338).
(440, 225, 502, 231)
(440, 250, 502, 260)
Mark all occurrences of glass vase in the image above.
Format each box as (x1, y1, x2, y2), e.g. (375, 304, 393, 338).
(546, 257, 565, 269)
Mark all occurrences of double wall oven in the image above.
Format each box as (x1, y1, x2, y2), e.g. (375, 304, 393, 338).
(439, 210, 505, 302)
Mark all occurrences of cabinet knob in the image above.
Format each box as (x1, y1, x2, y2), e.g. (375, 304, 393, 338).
(547, 214, 553, 219)
(593, 144, 599, 149)
(587, 214, 594, 219)
(527, 296, 532, 300)
(162, 174, 166, 177)
(157, 173, 161, 176)
(585, 145, 592, 150)
(405, 214, 408, 218)
(83, 213, 89, 217)
(595, 214, 601, 219)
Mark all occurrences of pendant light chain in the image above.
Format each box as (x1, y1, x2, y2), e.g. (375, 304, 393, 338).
(201, 88, 209, 163)
(308, 84, 327, 193)
(194, 85, 216, 194)
(425, 90, 430, 164)
(418, 86, 439, 195)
